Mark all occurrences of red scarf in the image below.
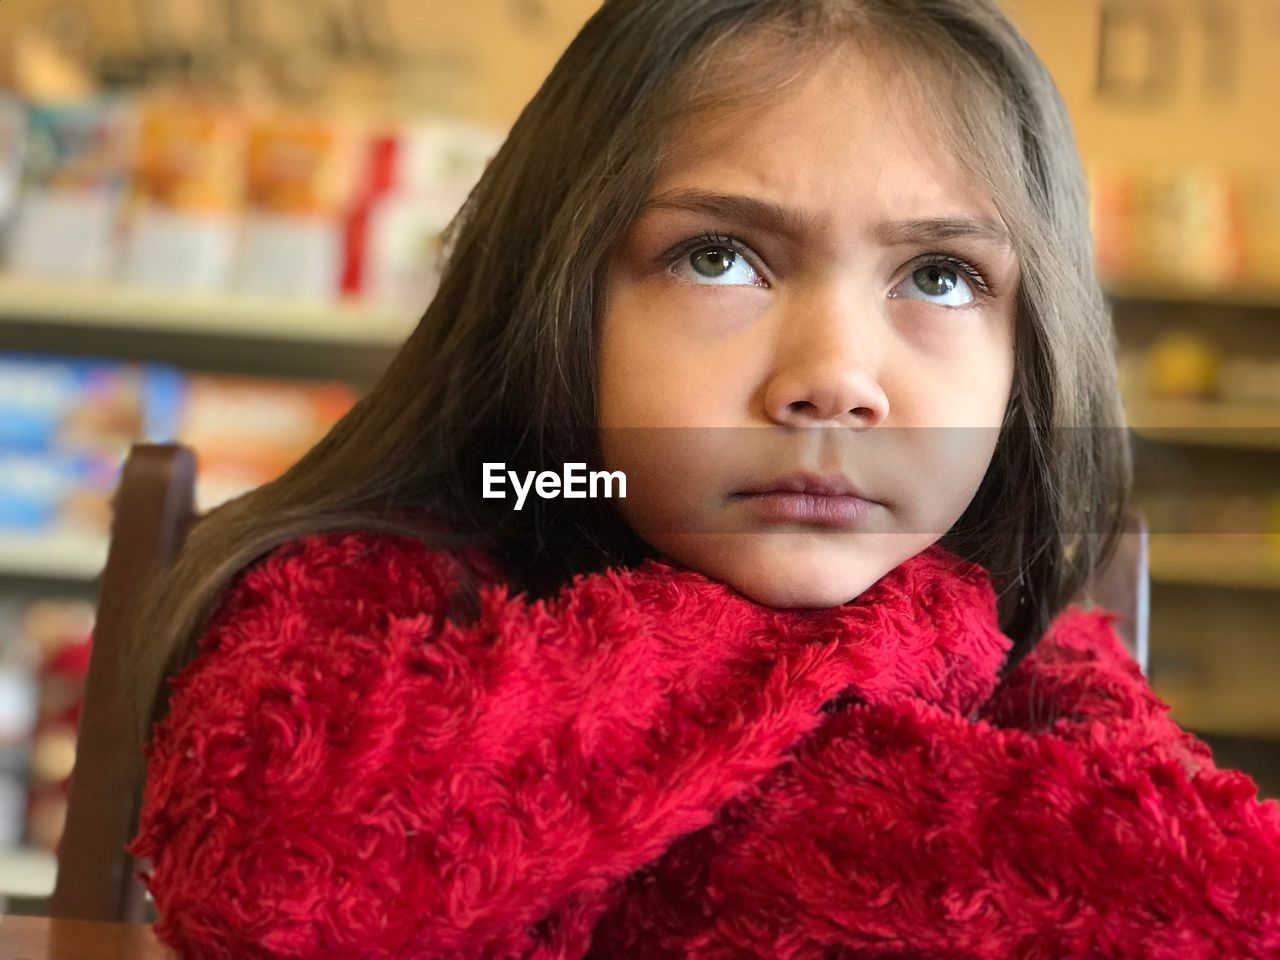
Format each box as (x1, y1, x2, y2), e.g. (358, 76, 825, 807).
(130, 531, 1280, 959)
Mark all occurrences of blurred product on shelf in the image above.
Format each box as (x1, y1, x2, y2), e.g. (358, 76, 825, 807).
(0, 597, 38, 849)
(1145, 168, 1246, 288)
(0, 353, 183, 541)
(235, 111, 357, 301)
(15, 597, 93, 854)
(343, 119, 505, 309)
(177, 373, 357, 512)
(1144, 330, 1223, 400)
(1217, 356, 1280, 407)
(0, 97, 23, 231)
(3, 95, 132, 282)
(119, 96, 243, 294)
(0, 592, 93, 855)
(0, 89, 506, 312)
(0, 352, 184, 455)
(0, 449, 118, 541)
(1090, 162, 1140, 280)
(1123, 333, 1280, 407)
(0, 351, 357, 545)
(1241, 171, 1280, 288)
(1087, 163, 1279, 290)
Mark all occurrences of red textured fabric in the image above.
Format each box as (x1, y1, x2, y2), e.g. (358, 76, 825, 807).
(127, 530, 1280, 959)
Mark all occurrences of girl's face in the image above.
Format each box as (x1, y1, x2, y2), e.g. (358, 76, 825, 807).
(598, 45, 1020, 608)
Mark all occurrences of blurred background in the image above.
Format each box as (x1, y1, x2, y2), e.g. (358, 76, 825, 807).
(0, 0, 1276, 918)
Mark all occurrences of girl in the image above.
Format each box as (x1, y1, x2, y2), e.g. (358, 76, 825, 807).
(126, 0, 1280, 957)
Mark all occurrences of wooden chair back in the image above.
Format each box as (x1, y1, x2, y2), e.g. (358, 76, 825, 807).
(51, 444, 197, 923)
(1077, 511, 1151, 676)
(49, 443, 1149, 922)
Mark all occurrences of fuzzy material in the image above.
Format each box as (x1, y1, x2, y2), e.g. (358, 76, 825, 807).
(127, 530, 1280, 959)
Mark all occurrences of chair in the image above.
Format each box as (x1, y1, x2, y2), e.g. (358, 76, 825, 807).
(51, 443, 197, 923)
(1075, 511, 1151, 676)
(48, 441, 1151, 922)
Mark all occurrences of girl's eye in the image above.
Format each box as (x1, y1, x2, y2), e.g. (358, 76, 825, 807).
(661, 238, 994, 304)
(666, 233, 765, 287)
(890, 256, 993, 308)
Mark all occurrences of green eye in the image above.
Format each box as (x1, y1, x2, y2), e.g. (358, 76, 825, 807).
(893, 255, 993, 308)
(914, 265, 959, 297)
(669, 233, 765, 287)
(690, 247, 739, 279)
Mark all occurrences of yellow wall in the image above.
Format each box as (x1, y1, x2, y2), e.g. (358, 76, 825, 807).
(1004, 0, 1277, 172)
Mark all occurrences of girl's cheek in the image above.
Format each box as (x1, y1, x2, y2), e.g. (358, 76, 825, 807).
(653, 290, 776, 350)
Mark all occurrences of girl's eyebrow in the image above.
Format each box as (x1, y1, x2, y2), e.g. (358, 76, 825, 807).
(640, 187, 1013, 251)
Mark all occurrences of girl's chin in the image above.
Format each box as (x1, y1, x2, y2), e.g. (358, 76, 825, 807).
(725, 575, 873, 610)
(638, 530, 923, 608)
(705, 554, 885, 609)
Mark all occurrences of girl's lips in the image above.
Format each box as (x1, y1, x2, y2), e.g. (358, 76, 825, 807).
(732, 491, 877, 527)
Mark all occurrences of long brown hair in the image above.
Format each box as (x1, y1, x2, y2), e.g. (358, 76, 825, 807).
(128, 0, 1131, 749)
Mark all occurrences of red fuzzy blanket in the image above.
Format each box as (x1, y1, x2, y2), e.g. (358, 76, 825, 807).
(129, 530, 1280, 958)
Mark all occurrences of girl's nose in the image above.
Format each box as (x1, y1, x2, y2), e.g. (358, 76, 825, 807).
(761, 303, 891, 429)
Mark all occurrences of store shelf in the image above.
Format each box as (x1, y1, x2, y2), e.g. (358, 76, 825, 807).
(1148, 534, 1280, 590)
(1128, 398, 1280, 449)
(1157, 689, 1280, 741)
(0, 845, 57, 899)
(1105, 276, 1280, 310)
(0, 529, 107, 583)
(0, 274, 417, 348)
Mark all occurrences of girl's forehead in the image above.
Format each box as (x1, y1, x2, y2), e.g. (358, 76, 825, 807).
(661, 39, 977, 170)
(652, 53, 1003, 226)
